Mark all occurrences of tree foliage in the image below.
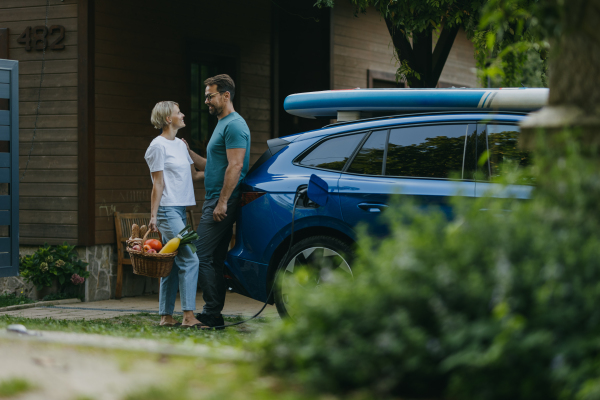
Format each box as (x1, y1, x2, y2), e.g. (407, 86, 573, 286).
(315, 0, 551, 87)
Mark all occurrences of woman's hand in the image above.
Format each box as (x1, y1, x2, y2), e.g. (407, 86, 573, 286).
(149, 217, 158, 232)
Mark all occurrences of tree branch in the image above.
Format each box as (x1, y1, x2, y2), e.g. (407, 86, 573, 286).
(431, 25, 459, 86)
(384, 17, 416, 69)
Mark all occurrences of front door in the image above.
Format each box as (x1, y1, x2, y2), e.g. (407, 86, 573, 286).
(0, 59, 19, 277)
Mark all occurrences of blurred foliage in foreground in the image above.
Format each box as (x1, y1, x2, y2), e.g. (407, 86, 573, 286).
(257, 130, 600, 400)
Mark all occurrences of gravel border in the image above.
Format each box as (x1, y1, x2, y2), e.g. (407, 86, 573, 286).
(0, 298, 81, 313)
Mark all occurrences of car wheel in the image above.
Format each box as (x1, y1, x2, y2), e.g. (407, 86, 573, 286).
(274, 235, 353, 319)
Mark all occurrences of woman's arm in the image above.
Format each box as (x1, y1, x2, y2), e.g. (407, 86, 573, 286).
(149, 170, 165, 232)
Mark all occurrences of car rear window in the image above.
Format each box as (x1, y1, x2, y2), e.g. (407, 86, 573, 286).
(347, 130, 387, 175)
(298, 133, 365, 171)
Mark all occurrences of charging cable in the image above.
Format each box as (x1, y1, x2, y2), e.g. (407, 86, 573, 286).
(204, 188, 307, 329)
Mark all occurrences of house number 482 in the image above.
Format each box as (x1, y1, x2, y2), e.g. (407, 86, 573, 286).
(17, 26, 65, 51)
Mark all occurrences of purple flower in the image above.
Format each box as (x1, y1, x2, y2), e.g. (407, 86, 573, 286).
(71, 274, 85, 285)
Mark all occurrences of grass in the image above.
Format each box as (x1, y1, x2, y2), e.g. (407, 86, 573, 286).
(0, 313, 333, 400)
(0, 293, 35, 308)
(0, 312, 271, 346)
(0, 378, 35, 397)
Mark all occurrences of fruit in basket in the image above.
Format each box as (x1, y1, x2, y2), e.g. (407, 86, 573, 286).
(144, 244, 152, 251)
(132, 245, 141, 251)
(147, 249, 157, 254)
(144, 239, 162, 251)
(159, 225, 199, 254)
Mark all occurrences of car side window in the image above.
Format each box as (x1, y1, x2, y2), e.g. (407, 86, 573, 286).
(385, 124, 468, 179)
(298, 132, 365, 171)
(486, 124, 530, 178)
(346, 130, 388, 175)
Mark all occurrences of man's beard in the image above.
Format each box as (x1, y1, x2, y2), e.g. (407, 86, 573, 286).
(208, 104, 223, 116)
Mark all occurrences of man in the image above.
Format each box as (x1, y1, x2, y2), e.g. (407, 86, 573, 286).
(183, 74, 250, 328)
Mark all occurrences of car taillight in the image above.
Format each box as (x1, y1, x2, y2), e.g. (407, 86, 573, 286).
(240, 192, 266, 207)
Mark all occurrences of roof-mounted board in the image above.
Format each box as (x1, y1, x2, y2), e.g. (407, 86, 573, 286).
(284, 88, 549, 120)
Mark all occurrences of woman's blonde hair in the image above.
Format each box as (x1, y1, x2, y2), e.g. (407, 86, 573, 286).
(150, 101, 179, 130)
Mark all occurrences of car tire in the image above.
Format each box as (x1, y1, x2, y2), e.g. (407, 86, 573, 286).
(274, 235, 354, 319)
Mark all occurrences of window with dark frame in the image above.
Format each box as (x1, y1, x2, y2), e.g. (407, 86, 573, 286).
(367, 69, 406, 88)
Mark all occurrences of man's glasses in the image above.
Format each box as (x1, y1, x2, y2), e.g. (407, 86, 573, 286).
(205, 91, 226, 102)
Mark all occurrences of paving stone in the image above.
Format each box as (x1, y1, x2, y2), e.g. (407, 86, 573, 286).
(0, 292, 278, 321)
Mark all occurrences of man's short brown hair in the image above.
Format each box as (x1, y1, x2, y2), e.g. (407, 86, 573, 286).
(204, 74, 235, 101)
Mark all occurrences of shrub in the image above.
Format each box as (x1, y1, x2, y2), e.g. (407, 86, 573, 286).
(19, 243, 89, 296)
(256, 131, 600, 400)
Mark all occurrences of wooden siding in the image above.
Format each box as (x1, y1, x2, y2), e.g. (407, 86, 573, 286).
(332, 2, 478, 89)
(94, 0, 272, 244)
(0, 0, 79, 245)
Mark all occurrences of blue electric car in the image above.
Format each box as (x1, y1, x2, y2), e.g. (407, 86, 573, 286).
(224, 88, 547, 317)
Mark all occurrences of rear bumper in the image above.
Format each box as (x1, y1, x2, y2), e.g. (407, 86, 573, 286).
(226, 254, 270, 303)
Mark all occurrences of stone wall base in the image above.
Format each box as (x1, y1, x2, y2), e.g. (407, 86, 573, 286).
(0, 244, 159, 302)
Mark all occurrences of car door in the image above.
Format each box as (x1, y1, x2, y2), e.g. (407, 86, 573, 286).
(338, 123, 477, 234)
(474, 123, 533, 199)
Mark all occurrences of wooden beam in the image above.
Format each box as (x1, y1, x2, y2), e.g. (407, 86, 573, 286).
(271, 2, 279, 138)
(77, 0, 95, 246)
(0, 28, 8, 59)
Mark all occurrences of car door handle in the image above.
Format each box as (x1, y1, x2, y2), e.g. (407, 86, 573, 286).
(357, 203, 388, 213)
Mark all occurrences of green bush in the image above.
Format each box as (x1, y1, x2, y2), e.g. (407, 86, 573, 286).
(19, 243, 89, 295)
(257, 131, 600, 400)
(0, 293, 35, 308)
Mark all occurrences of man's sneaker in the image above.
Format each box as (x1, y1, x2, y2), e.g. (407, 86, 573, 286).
(195, 313, 225, 330)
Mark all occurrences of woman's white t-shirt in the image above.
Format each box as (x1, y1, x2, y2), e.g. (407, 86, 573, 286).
(144, 136, 196, 207)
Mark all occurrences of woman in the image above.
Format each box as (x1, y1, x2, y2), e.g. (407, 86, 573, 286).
(145, 101, 206, 329)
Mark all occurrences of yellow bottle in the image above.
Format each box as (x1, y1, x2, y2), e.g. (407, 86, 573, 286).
(159, 235, 181, 254)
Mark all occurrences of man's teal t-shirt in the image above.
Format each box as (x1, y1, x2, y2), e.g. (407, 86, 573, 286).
(204, 112, 251, 200)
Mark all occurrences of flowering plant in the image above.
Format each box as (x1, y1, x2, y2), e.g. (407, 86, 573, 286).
(19, 243, 89, 293)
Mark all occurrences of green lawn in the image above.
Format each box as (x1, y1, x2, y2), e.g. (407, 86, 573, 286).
(0, 313, 340, 400)
(0, 312, 269, 346)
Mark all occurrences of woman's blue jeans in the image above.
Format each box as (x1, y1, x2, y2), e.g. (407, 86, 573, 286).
(157, 206, 199, 315)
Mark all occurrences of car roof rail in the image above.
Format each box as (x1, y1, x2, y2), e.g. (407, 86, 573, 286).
(322, 110, 530, 129)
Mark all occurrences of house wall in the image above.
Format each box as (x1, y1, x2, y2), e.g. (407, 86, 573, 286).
(0, 0, 79, 246)
(93, 0, 272, 245)
(331, 2, 478, 89)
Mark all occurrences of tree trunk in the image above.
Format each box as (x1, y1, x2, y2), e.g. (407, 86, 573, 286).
(384, 19, 458, 88)
(520, 0, 600, 149)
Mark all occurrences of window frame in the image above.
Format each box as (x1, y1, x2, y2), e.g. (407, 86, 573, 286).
(342, 122, 475, 181)
(293, 130, 370, 173)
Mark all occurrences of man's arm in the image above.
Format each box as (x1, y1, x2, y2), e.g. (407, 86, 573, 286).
(190, 164, 205, 182)
(181, 138, 207, 171)
(212, 148, 246, 222)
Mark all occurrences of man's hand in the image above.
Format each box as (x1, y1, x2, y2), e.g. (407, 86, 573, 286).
(181, 138, 191, 152)
(213, 200, 228, 222)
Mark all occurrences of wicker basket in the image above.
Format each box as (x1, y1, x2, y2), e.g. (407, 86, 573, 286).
(126, 230, 177, 278)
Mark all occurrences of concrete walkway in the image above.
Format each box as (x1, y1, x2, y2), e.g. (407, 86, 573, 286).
(0, 292, 278, 320)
